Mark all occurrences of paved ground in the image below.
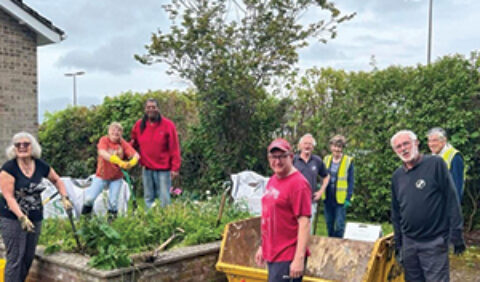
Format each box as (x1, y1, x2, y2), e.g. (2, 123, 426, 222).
(450, 231, 480, 282)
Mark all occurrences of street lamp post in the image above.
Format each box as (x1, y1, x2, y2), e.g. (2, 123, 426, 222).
(427, 0, 433, 65)
(64, 71, 85, 106)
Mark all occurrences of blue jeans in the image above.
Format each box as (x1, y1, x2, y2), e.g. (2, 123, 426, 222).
(311, 202, 318, 235)
(84, 177, 123, 212)
(143, 168, 171, 208)
(324, 203, 346, 238)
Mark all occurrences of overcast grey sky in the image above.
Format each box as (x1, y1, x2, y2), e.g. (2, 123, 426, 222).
(29, 0, 480, 122)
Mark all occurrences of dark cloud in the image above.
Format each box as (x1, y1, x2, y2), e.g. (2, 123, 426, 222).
(28, 0, 170, 70)
(28, 1, 169, 39)
(30, 0, 480, 123)
(55, 36, 141, 74)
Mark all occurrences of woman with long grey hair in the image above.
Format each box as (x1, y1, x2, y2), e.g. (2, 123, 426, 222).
(0, 132, 73, 282)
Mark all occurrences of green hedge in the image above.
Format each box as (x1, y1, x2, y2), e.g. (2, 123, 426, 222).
(39, 90, 198, 192)
(39, 55, 480, 228)
(289, 54, 480, 227)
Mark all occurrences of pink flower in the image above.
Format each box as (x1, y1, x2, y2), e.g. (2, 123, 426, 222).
(169, 187, 182, 196)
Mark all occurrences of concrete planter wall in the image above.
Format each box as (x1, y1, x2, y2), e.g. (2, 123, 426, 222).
(0, 240, 227, 282)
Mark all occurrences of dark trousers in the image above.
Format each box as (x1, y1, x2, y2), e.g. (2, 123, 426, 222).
(402, 235, 449, 282)
(267, 261, 303, 282)
(323, 203, 346, 238)
(0, 217, 42, 282)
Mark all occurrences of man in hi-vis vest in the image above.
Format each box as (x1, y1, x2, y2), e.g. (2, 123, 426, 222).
(427, 127, 464, 202)
(322, 135, 354, 238)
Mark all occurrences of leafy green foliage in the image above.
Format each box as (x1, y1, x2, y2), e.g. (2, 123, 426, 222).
(135, 0, 353, 193)
(290, 55, 480, 225)
(39, 54, 480, 230)
(39, 195, 250, 270)
(39, 90, 197, 191)
(39, 107, 95, 178)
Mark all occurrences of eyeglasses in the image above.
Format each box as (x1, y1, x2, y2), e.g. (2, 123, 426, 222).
(268, 153, 290, 160)
(393, 141, 412, 151)
(14, 142, 31, 149)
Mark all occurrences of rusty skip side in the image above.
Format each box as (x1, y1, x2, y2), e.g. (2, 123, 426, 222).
(216, 217, 405, 282)
(307, 236, 374, 281)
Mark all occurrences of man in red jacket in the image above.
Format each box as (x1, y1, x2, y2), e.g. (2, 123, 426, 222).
(131, 98, 181, 208)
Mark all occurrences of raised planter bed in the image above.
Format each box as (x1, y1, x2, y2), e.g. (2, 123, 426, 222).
(0, 240, 227, 282)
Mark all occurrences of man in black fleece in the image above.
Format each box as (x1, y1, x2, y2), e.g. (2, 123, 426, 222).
(390, 130, 465, 282)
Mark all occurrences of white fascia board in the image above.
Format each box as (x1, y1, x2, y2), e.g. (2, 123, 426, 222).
(0, 0, 63, 46)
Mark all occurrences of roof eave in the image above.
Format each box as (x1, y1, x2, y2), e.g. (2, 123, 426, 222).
(0, 0, 65, 46)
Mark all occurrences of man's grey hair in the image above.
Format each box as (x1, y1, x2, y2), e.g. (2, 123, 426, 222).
(427, 127, 447, 140)
(5, 132, 42, 160)
(390, 130, 417, 148)
(298, 133, 316, 147)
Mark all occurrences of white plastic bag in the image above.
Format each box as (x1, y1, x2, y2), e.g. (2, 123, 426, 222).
(42, 175, 130, 219)
(230, 170, 269, 215)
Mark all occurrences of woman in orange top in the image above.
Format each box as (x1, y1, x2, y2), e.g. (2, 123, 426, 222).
(81, 122, 139, 217)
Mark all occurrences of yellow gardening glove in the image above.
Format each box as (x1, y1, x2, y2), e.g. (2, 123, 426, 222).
(109, 154, 122, 165)
(19, 215, 34, 232)
(61, 195, 73, 211)
(127, 157, 138, 169)
(118, 161, 129, 170)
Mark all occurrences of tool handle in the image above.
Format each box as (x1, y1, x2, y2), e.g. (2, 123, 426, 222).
(216, 186, 231, 227)
(42, 191, 59, 206)
(66, 209, 82, 250)
(121, 169, 136, 201)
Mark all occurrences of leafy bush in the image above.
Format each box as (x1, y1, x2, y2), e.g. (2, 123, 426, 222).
(39, 54, 480, 229)
(289, 54, 480, 224)
(39, 195, 250, 270)
(39, 90, 198, 193)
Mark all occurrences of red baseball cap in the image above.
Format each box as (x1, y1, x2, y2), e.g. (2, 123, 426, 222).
(268, 138, 292, 153)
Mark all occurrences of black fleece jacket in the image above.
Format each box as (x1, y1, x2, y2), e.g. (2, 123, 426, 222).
(391, 155, 464, 247)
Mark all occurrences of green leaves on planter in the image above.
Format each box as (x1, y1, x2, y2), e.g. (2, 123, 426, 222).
(88, 245, 131, 270)
(39, 195, 250, 270)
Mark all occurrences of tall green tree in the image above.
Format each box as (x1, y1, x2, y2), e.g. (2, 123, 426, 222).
(136, 0, 354, 190)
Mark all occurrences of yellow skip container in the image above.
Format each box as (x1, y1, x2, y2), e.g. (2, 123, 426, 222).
(216, 217, 404, 282)
(0, 258, 5, 282)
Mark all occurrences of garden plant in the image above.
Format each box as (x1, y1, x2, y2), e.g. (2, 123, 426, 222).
(39, 194, 250, 270)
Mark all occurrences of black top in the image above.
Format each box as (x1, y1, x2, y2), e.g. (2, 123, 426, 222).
(391, 155, 464, 246)
(293, 154, 329, 193)
(0, 158, 51, 221)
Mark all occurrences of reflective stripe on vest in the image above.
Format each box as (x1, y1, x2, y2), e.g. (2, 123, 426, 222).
(441, 147, 459, 170)
(322, 154, 352, 204)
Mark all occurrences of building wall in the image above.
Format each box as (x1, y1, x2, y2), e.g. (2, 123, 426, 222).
(0, 9, 38, 163)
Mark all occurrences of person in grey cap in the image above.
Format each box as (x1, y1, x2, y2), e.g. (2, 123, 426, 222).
(391, 130, 465, 281)
(427, 127, 464, 202)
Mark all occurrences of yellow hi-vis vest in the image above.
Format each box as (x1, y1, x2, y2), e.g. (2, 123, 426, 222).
(322, 154, 353, 204)
(441, 147, 459, 170)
